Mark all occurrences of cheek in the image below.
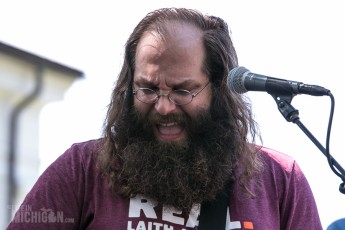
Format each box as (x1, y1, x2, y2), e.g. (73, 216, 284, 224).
(182, 104, 210, 119)
(186, 94, 212, 117)
(182, 98, 212, 119)
(134, 100, 151, 115)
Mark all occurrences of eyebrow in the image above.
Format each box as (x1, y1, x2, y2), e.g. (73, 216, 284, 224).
(172, 80, 197, 89)
(134, 78, 198, 89)
(133, 77, 158, 87)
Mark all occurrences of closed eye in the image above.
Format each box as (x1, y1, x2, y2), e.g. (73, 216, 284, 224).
(140, 88, 157, 95)
(172, 89, 191, 95)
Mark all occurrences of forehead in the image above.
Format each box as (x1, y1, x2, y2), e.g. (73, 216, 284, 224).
(134, 22, 207, 85)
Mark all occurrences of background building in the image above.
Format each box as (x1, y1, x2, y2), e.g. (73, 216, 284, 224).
(0, 41, 83, 229)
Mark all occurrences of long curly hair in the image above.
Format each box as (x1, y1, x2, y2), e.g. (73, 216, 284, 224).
(99, 7, 262, 199)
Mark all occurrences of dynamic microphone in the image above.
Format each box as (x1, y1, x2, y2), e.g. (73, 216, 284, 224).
(228, 66, 330, 96)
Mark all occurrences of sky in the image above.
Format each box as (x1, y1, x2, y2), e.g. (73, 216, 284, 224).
(1, 0, 344, 228)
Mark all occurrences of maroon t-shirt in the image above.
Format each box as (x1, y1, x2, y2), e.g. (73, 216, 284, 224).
(7, 139, 322, 229)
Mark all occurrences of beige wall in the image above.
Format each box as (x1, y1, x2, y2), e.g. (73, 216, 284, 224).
(0, 49, 81, 229)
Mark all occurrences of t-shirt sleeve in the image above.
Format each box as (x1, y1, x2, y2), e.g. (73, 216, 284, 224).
(230, 148, 323, 229)
(6, 142, 90, 229)
(263, 148, 323, 229)
(279, 158, 322, 229)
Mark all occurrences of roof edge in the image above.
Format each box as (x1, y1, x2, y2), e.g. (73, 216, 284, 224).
(0, 41, 84, 78)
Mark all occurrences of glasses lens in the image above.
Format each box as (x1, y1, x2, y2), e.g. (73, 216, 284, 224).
(136, 88, 157, 103)
(170, 90, 192, 105)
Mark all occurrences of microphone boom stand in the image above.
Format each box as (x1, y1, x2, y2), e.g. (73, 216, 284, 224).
(270, 93, 345, 194)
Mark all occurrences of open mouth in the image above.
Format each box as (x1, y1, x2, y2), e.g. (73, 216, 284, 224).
(155, 122, 185, 141)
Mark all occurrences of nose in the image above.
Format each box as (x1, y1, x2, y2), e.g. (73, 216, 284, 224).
(154, 94, 176, 115)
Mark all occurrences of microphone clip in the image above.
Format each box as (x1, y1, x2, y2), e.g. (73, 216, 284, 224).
(270, 93, 299, 123)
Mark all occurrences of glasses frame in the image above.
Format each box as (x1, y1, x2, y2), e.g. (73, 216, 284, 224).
(133, 81, 210, 105)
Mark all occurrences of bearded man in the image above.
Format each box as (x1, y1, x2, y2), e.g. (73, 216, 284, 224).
(7, 7, 322, 230)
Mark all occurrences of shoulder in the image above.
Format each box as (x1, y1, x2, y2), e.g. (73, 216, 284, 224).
(230, 147, 322, 229)
(57, 138, 102, 167)
(63, 138, 102, 159)
(254, 146, 312, 195)
(258, 146, 300, 174)
(38, 138, 104, 184)
(254, 146, 318, 205)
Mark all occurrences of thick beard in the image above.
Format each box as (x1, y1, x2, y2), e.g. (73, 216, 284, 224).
(113, 107, 237, 210)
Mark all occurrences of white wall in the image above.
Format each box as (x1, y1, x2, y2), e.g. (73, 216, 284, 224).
(0, 51, 80, 229)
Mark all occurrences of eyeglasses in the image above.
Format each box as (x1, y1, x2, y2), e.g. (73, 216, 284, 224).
(133, 82, 210, 105)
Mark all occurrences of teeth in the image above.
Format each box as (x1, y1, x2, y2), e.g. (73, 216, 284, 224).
(157, 122, 183, 136)
(160, 122, 177, 127)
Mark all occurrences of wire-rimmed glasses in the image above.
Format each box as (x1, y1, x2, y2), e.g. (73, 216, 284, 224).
(133, 82, 210, 105)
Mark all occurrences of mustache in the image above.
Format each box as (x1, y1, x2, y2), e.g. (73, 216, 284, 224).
(146, 112, 189, 125)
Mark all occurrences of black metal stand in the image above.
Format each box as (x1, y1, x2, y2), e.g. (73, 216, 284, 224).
(270, 93, 345, 194)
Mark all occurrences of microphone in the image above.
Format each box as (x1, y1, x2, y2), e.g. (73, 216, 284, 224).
(228, 66, 330, 96)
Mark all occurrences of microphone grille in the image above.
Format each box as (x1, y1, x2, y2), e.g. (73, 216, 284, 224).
(228, 66, 249, 94)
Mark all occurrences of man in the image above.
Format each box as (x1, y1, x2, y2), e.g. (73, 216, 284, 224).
(7, 7, 322, 229)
